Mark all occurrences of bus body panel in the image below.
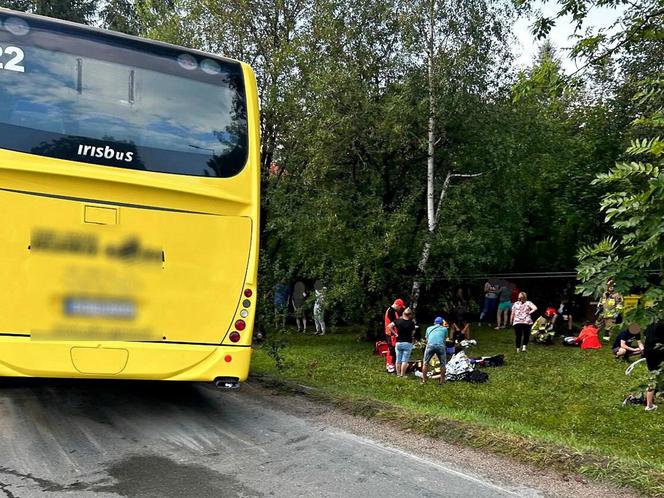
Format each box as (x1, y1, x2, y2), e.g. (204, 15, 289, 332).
(0, 337, 251, 381)
(0, 11, 261, 382)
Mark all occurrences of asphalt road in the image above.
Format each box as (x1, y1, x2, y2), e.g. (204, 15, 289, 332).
(0, 378, 537, 498)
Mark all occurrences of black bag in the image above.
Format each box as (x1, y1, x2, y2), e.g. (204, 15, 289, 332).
(464, 370, 489, 383)
(482, 354, 504, 367)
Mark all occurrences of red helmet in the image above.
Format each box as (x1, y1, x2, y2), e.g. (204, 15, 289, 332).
(393, 298, 406, 308)
(545, 307, 556, 318)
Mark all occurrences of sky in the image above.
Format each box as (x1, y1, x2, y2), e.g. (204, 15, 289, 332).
(512, 1, 627, 73)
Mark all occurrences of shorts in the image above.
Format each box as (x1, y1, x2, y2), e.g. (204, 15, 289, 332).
(647, 369, 663, 391)
(395, 342, 413, 363)
(498, 300, 512, 311)
(424, 345, 446, 365)
(293, 306, 304, 318)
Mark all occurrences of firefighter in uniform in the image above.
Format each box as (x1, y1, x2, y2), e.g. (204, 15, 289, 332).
(597, 279, 624, 342)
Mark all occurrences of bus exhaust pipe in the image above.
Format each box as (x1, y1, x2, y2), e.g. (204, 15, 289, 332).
(214, 377, 241, 390)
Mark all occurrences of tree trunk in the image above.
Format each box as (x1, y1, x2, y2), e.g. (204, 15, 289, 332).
(411, 170, 483, 311)
(411, 0, 436, 312)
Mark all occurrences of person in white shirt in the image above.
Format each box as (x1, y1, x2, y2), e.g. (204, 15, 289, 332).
(510, 292, 537, 353)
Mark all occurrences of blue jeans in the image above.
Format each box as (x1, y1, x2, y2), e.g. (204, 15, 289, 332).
(424, 344, 446, 365)
(480, 297, 497, 321)
(395, 342, 413, 363)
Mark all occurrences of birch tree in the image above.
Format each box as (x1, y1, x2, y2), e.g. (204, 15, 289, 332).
(405, 0, 513, 310)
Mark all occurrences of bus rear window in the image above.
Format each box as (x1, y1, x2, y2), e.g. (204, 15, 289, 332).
(0, 13, 248, 178)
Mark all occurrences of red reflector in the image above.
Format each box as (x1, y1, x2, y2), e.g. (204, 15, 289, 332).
(244, 289, 253, 298)
(235, 320, 246, 331)
(229, 331, 241, 342)
(224, 355, 232, 362)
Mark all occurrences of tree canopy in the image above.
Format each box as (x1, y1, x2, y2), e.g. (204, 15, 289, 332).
(2, 0, 661, 325)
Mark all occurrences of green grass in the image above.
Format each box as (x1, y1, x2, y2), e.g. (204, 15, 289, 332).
(250, 325, 663, 495)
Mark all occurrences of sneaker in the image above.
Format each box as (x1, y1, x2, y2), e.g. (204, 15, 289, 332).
(516, 348, 520, 354)
(603, 335, 611, 342)
(521, 345, 527, 352)
(645, 404, 658, 412)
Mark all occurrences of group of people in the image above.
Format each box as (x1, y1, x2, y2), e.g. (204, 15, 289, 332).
(383, 299, 471, 380)
(380, 276, 663, 412)
(273, 280, 327, 335)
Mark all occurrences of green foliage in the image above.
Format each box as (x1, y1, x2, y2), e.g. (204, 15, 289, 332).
(265, 337, 289, 372)
(100, 0, 143, 35)
(0, 0, 98, 24)
(577, 78, 664, 324)
(124, 0, 637, 323)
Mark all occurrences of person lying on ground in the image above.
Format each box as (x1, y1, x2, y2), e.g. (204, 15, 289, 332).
(422, 316, 448, 385)
(573, 322, 601, 349)
(531, 308, 556, 344)
(612, 324, 644, 360)
(644, 321, 664, 412)
(394, 308, 416, 378)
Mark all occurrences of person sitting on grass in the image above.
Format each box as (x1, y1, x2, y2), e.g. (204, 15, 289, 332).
(612, 323, 644, 360)
(447, 319, 471, 355)
(573, 321, 601, 349)
(644, 321, 664, 412)
(394, 308, 416, 378)
(530, 308, 556, 344)
(421, 316, 448, 385)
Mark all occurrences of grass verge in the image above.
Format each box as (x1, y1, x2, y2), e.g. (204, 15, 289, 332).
(250, 325, 663, 496)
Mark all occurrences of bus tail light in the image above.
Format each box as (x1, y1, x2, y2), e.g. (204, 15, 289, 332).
(229, 331, 241, 342)
(244, 289, 253, 298)
(235, 320, 246, 331)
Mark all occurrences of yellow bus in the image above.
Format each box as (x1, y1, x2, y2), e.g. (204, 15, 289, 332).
(0, 10, 260, 387)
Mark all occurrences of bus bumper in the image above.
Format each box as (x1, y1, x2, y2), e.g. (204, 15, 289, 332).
(0, 337, 252, 382)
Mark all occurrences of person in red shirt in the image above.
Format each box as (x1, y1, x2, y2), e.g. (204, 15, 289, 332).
(384, 298, 405, 373)
(574, 322, 601, 350)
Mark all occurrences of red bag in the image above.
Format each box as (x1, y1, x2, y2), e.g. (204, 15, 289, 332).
(374, 341, 389, 356)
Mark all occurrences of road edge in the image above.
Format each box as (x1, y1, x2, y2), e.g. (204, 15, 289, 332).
(248, 372, 662, 497)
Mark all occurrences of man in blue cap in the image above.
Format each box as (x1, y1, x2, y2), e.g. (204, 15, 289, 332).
(421, 316, 448, 384)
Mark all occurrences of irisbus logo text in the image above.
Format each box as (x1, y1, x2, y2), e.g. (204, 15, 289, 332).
(77, 144, 134, 163)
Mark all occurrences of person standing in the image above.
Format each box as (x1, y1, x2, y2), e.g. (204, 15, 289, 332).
(511, 292, 537, 353)
(495, 282, 513, 330)
(291, 281, 308, 333)
(479, 280, 499, 326)
(453, 287, 467, 323)
(597, 278, 624, 342)
(313, 286, 327, 335)
(421, 316, 448, 384)
(394, 308, 416, 377)
(273, 280, 290, 329)
(384, 298, 405, 373)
